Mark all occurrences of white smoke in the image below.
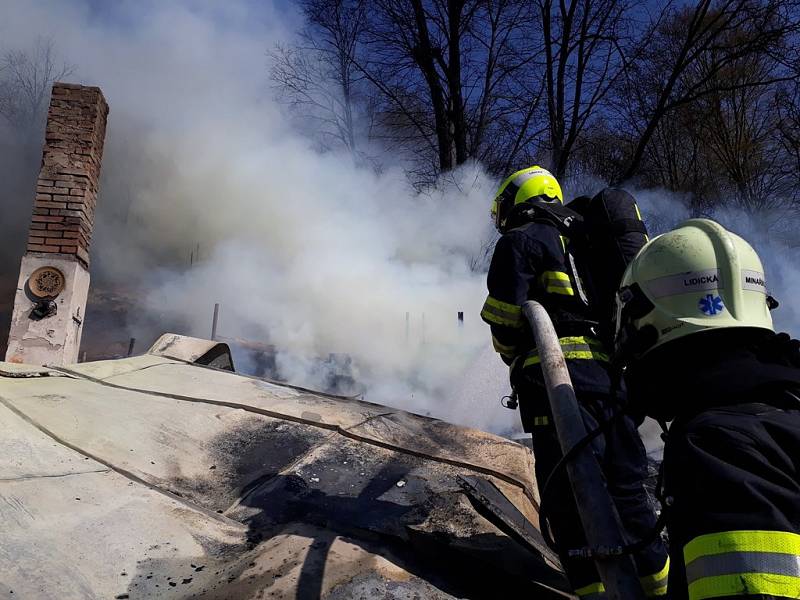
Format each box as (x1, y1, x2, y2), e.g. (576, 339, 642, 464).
(0, 0, 510, 432)
(3, 1, 798, 441)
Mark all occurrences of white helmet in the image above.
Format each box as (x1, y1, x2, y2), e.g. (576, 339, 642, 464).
(614, 219, 776, 360)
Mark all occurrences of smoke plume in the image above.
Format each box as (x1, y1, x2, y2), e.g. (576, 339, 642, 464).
(1, 1, 798, 442)
(0, 0, 513, 433)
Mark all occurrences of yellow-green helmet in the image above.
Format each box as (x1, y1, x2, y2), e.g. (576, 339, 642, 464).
(491, 166, 563, 232)
(614, 219, 775, 360)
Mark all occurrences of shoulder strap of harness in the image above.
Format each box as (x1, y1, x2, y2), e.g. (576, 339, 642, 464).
(522, 203, 585, 239)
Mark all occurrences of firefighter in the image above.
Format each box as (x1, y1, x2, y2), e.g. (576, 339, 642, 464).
(614, 218, 800, 599)
(481, 166, 669, 598)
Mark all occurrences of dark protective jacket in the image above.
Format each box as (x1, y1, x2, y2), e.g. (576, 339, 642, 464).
(480, 220, 615, 408)
(481, 217, 669, 597)
(627, 330, 800, 600)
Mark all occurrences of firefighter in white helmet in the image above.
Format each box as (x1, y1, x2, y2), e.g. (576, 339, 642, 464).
(614, 218, 800, 599)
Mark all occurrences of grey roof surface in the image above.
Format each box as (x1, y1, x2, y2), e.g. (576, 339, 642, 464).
(0, 334, 568, 599)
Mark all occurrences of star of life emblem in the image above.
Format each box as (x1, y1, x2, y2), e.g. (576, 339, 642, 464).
(699, 294, 724, 316)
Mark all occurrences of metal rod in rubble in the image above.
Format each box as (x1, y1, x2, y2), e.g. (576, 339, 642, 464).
(211, 303, 220, 341)
(521, 300, 646, 600)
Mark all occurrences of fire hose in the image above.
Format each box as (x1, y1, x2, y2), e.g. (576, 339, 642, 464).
(521, 300, 647, 600)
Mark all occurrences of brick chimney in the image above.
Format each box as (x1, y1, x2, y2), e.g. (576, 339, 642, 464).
(5, 83, 109, 366)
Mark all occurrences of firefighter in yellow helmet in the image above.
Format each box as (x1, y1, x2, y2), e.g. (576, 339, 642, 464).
(614, 219, 800, 599)
(481, 166, 669, 598)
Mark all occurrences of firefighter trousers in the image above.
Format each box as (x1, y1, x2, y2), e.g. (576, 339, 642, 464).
(530, 392, 670, 598)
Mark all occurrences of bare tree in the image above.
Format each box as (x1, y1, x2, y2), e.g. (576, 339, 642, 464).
(642, 105, 707, 200)
(354, 0, 475, 174)
(0, 37, 74, 136)
(273, 0, 551, 181)
(695, 57, 794, 212)
(353, 0, 538, 178)
(536, 0, 638, 178)
(630, 54, 793, 215)
(470, 0, 549, 174)
(270, 0, 372, 159)
(616, 0, 800, 182)
(276, 0, 800, 231)
(776, 73, 800, 205)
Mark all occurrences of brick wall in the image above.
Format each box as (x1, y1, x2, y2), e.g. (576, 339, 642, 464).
(27, 83, 109, 267)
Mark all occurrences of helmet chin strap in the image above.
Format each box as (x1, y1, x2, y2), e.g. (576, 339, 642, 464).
(502, 205, 537, 232)
(614, 284, 657, 362)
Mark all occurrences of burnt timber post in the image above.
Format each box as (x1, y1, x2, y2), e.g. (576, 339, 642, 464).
(5, 83, 109, 366)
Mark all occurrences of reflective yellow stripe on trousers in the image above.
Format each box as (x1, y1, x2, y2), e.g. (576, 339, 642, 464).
(640, 556, 669, 597)
(684, 530, 800, 599)
(523, 336, 610, 368)
(574, 581, 606, 599)
(571, 559, 668, 598)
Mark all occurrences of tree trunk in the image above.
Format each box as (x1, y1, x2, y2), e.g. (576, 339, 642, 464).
(447, 0, 468, 165)
(410, 0, 455, 171)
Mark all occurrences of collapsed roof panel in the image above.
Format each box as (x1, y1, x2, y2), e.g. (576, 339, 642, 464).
(0, 334, 569, 599)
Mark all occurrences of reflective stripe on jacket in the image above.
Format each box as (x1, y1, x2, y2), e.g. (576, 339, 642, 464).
(540, 269, 575, 296)
(661, 397, 800, 600)
(684, 530, 800, 599)
(481, 296, 524, 329)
